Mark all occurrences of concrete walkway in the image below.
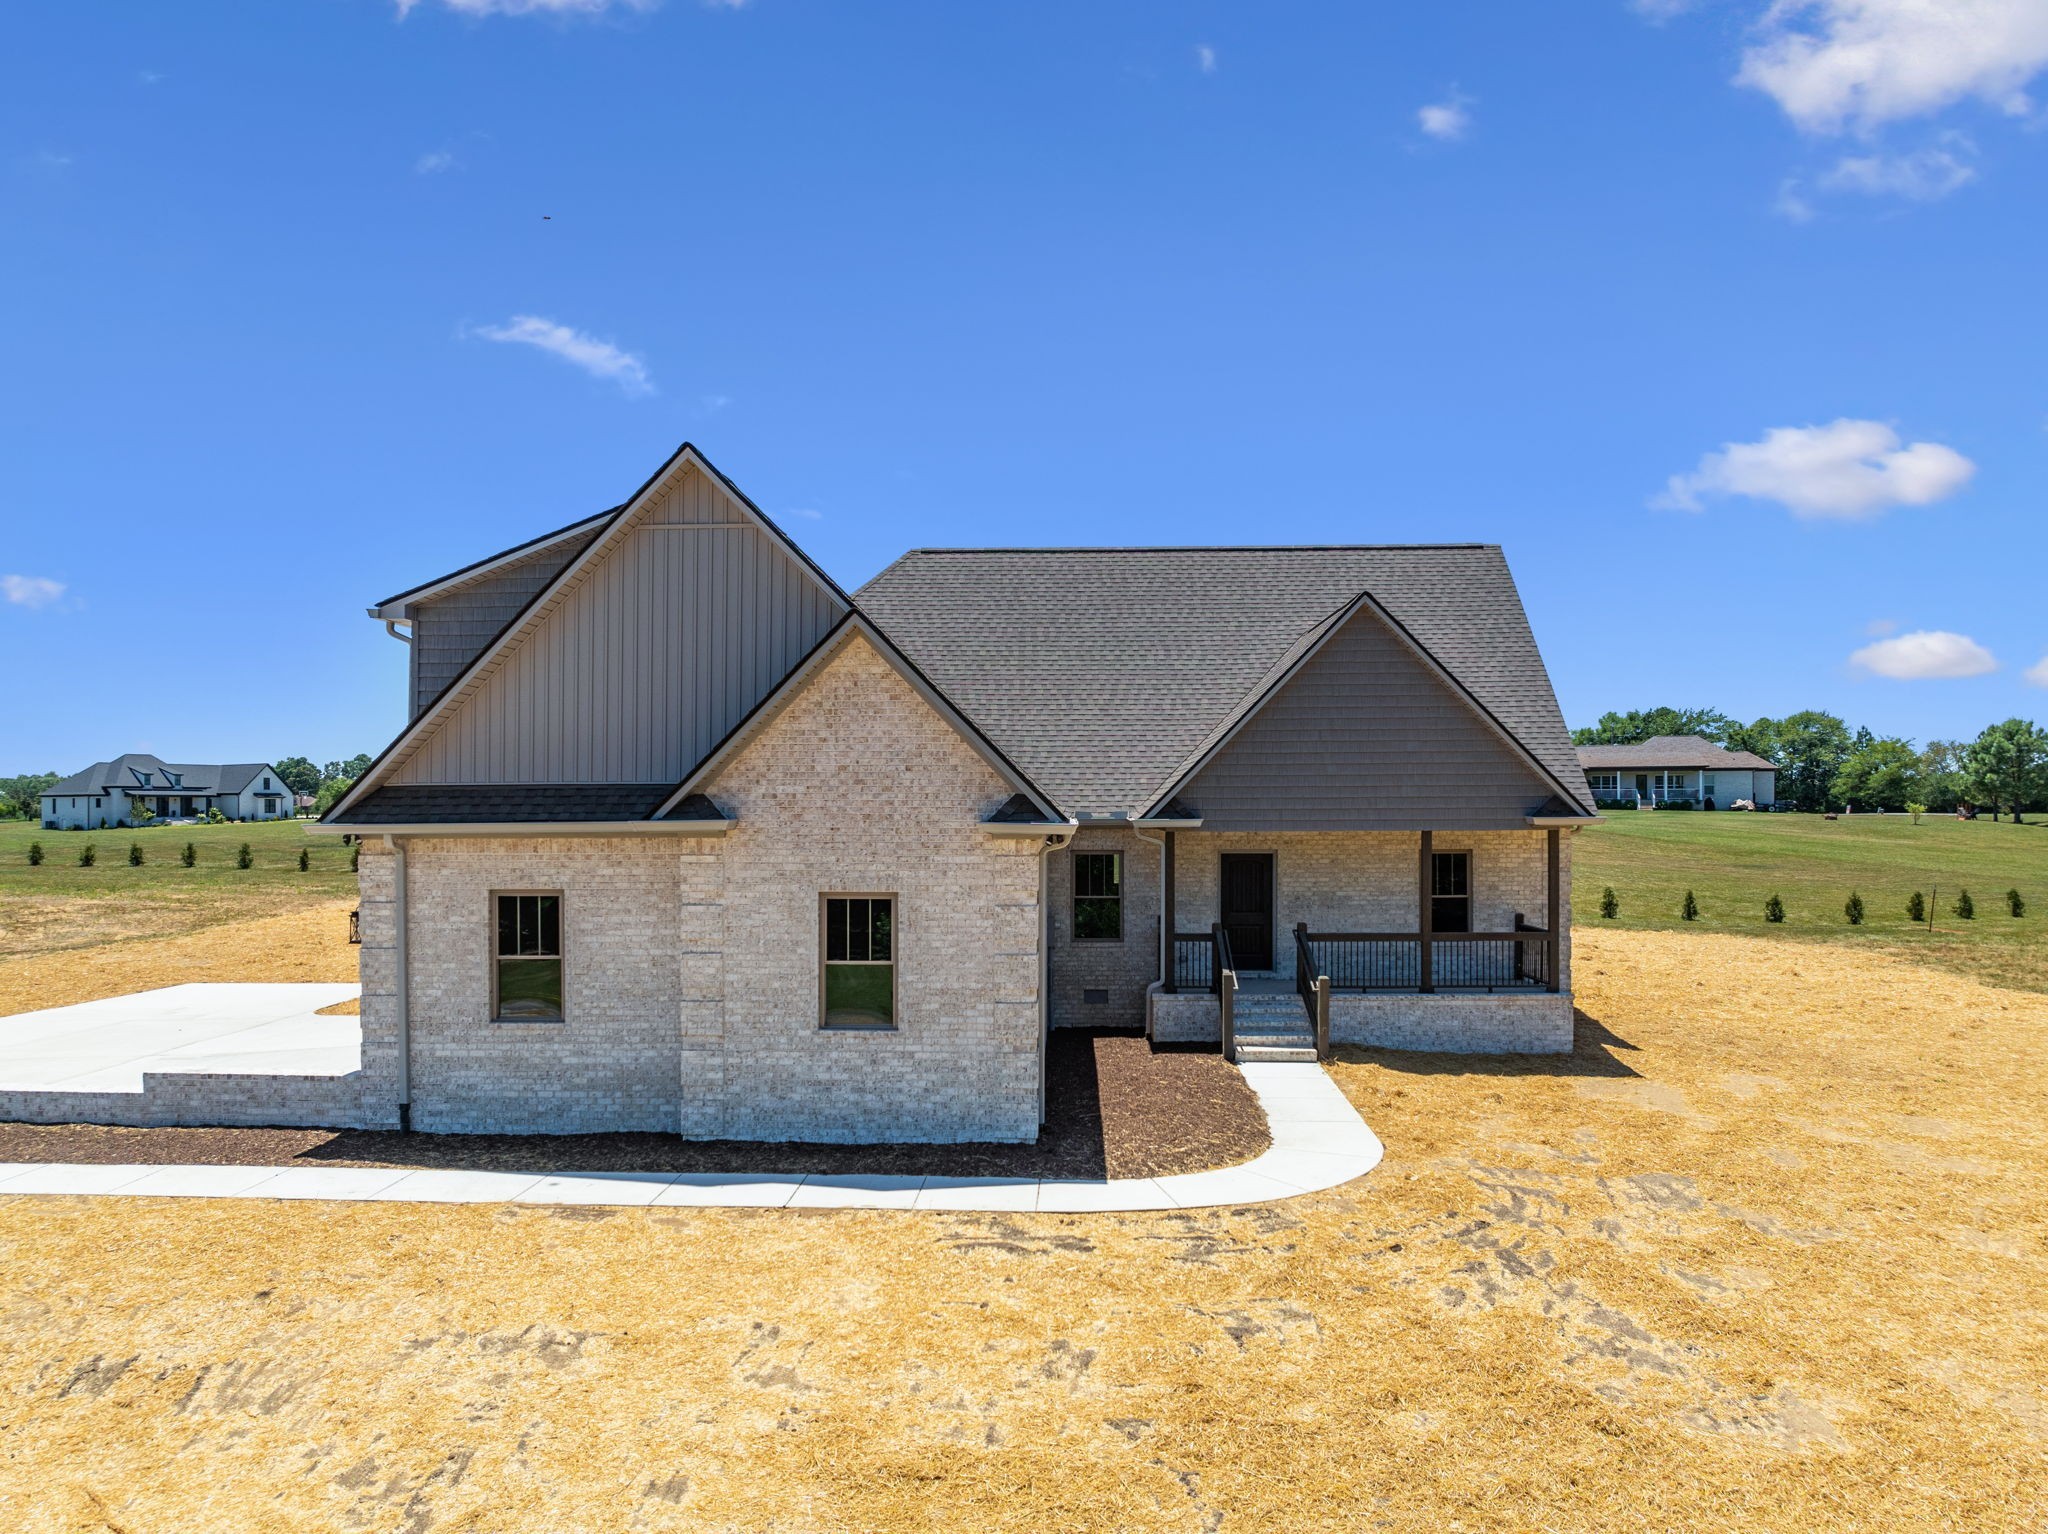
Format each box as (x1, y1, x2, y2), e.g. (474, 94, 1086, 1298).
(0, 983, 364, 1092)
(0, 1062, 1381, 1213)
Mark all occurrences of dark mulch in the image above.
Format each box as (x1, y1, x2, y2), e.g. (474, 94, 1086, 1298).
(0, 1030, 1269, 1182)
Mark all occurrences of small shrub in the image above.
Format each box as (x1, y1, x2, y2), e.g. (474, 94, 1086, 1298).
(27, 841, 43, 866)
(1953, 889, 1974, 920)
(181, 842, 197, 867)
(1599, 886, 1619, 919)
(128, 842, 144, 867)
(1764, 893, 1785, 923)
(1681, 889, 1699, 921)
(78, 843, 96, 868)
(205, 807, 227, 824)
(298, 847, 310, 872)
(2008, 888, 2026, 918)
(236, 842, 253, 870)
(1845, 891, 1864, 926)
(1906, 801, 1927, 824)
(1907, 891, 1926, 923)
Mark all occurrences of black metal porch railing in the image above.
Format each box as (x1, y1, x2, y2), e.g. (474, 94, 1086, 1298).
(1171, 932, 1216, 993)
(1305, 922, 1550, 994)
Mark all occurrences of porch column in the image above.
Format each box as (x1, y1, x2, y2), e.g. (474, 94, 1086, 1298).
(1418, 829, 1435, 994)
(1545, 827, 1561, 994)
(1161, 831, 1177, 993)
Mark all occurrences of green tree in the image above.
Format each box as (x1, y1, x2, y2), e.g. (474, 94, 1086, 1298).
(128, 842, 144, 866)
(298, 847, 310, 872)
(273, 756, 322, 798)
(1681, 889, 1699, 921)
(0, 772, 59, 819)
(314, 778, 353, 815)
(79, 843, 96, 868)
(1906, 891, 1926, 923)
(182, 842, 197, 867)
(1762, 711, 1854, 811)
(1830, 736, 1921, 812)
(1916, 741, 1968, 811)
(1845, 891, 1864, 926)
(1961, 719, 2048, 822)
(322, 754, 374, 783)
(236, 842, 253, 870)
(1599, 886, 1618, 919)
(1953, 889, 1975, 920)
(28, 841, 44, 866)
(1764, 893, 1785, 923)
(2008, 889, 2026, 918)
(1571, 706, 1735, 747)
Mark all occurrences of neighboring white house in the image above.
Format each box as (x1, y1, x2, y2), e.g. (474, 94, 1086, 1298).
(40, 755, 293, 829)
(1576, 735, 1777, 809)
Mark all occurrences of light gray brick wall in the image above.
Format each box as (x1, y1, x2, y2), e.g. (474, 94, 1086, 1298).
(398, 837, 691, 1134)
(687, 634, 1046, 1144)
(1145, 985, 1573, 1054)
(1046, 826, 1163, 1029)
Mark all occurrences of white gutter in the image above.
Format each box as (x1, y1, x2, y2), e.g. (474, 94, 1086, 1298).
(383, 619, 414, 645)
(1131, 822, 1171, 997)
(983, 819, 1081, 838)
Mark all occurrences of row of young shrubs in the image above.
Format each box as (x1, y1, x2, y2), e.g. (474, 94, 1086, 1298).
(26, 841, 357, 871)
(1597, 886, 2026, 923)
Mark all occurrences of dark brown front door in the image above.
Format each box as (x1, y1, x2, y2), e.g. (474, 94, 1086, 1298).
(1219, 854, 1274, 970)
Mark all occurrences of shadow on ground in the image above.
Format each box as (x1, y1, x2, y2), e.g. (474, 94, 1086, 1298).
(1329, 1009, 1642, 1080)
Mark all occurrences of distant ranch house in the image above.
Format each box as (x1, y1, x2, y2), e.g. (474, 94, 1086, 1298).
(41, 755, 294, 830)
(1576, 736, 1776, 810)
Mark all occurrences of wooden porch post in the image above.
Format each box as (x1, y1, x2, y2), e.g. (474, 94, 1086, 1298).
(1545, 826, 1562, 994)
(1418, 829, 1435, 994)
(1162, 831, 1177, 993)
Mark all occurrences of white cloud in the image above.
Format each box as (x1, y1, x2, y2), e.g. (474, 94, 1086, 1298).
(1865, 617, 1899, 637)
(2, 575, 65, 609)
(1737, 0, 2048, 134)
(397, 0, 659, 17)
(1631, 0, 1696, 18)
(415, 149, 459, 174)
(785, 507, 822, 521)
(1654, 418, 1975, 519)
(1196, 44, 1217, 75)
(2025, 654, 2048, 687)
(1774, 176, 1817, 221)
(1849, 630, 1997, 679)
(472, 315, 653, 395)
(1417, 93, 1473, 142)
(1821, 139, 1977, 199)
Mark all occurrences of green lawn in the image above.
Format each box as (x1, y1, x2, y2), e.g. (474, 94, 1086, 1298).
(0, 816, 356, 959)
(1573, 809, 2048, 992)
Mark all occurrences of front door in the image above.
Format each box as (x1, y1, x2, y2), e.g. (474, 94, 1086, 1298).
(1219, 854, 1274, 971)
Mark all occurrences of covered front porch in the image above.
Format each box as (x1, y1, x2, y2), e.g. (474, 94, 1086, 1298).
(1136, 825, 1573, 1060)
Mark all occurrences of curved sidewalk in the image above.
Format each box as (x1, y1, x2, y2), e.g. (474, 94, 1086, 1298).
(0, 1061, 1382, 1213)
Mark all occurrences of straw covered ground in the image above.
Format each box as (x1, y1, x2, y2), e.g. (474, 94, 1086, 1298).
(3, 925, 2045, 1530)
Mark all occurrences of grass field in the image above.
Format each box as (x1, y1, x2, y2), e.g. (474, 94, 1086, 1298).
(1573, 810, 2048, 992)
(2, 921, 2043, 1530)
(0, 817, 354, 961)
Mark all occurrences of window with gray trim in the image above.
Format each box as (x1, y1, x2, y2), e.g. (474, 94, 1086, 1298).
(1072, 852, 1122, 941)
(822, 895, 895, 1028)
(494, 892, 563, 1020)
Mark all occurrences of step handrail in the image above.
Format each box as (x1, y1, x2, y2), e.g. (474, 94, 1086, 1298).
(1213, 922, 1237, 1063)
(1294, 922, 1331, 1060)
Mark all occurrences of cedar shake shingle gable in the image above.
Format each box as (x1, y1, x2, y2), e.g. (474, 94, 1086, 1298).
(856, 546, 1590, 819)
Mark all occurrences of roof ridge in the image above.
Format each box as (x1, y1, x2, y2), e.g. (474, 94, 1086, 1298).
(884, 543, 1501, 554)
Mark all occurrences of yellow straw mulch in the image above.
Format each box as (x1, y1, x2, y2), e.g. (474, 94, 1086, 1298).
(1, 925, 2043, 1530)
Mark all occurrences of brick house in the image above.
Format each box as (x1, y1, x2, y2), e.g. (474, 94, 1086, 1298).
(319, 443, 1596, 1141)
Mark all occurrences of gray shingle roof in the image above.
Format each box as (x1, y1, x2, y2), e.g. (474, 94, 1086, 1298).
(343, 784, 678, 824)
(857, 546, 1589, 818)
(44, 754, 265, 796)
(1576, 736, 1778, 771)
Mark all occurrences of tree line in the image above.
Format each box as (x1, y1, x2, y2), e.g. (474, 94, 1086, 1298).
(1572, 707, 2048, 820)
(0, 755, 373, 820)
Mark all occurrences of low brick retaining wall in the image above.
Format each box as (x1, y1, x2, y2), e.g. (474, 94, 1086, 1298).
(0, 1071, 391, 1130)
(1147, 985, 1572, 1054)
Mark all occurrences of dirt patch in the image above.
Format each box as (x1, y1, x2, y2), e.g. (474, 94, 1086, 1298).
(0, 1030, 1269, 1181)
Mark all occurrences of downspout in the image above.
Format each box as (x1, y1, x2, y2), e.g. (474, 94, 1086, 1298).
(1034, 829, 1073, 1129)
(1131, 823, 1170, 1020)
(384, 834, 413, 1132)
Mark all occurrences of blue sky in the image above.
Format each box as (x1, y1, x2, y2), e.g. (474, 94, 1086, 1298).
(5, 1, 2046, 775)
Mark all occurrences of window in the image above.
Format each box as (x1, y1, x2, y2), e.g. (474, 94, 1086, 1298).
(262, 776, 272, 790)
(1587, 772, 1619, 799)
(822, 895, 894, 1028)
(1072, 852, 1123, 941)
(493, 893, 563, 1020)
(1430, 852, 1471, 933)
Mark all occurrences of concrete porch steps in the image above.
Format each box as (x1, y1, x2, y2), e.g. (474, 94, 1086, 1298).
(1230, 992, 1317, 1063)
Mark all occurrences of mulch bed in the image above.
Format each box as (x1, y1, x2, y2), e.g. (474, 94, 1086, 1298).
(0, 1030, 1269, 1182)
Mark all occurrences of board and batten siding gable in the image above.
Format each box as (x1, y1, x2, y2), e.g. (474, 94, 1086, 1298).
(407, 532, 604, 718)
(1180, 601, 1559, 831)
(388, 464, 846, 786)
